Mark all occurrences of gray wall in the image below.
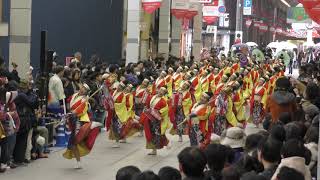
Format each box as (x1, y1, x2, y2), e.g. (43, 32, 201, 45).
(30, 0, 124, 71)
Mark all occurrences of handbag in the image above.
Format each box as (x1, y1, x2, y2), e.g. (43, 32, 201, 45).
(0, 123, 5, 139)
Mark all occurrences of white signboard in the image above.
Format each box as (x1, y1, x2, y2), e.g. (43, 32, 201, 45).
(206, 25, 217, 33)
(203, 5, 219, 17)
(198, 0, 212, 3)
(243, 0, 252, 15)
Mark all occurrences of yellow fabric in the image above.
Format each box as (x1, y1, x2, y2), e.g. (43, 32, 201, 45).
(182, 96, 193, 117)
(210, 80, 216, 93)
(194, 77, 202, 102)
(234, 92, 246, 121)
(71, 94, 90, 122)
(63, 142, 90, 159)
(0, 123, 5, 139)
(224, 67, 231, 75)
(79, 104, 90, 122)
(243, 76, 253, 99)
(226, 95, 238, 127)
(159, 104, 170, 135)
(114, 95, 128, 124)
(261, 87, 268, 109)
(167, 78, 173, 98)
(127, 93, 135, 119)
(201, 78, 209, 93)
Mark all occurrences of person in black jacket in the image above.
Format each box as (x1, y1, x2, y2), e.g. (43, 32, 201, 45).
(13, 79, 38, 164)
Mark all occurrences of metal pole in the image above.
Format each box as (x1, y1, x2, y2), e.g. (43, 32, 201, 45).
(236, 0, 241, 31)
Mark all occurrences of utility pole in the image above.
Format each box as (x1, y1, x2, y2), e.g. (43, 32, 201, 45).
(235, 0, 243, 43)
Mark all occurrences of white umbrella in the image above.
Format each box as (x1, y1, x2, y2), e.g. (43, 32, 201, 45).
(314, 42, 320, 47)
(303, 41, 315, 47)
(267, 42, 279, 49)
(278, 41, 298, 50)
(246, 42, 258, 47)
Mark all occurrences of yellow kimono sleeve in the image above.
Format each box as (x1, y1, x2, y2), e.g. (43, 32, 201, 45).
(129, 95, 135, 119)
(79, 102, 90, 123)
(114, 98, 128, 124)
(201, 81, 209, 92)
(195, 84, 202, 102)
(182, 97, 193, 117)
(167, 82, 173, 98)
(226, 96, 238, 127)
(261, 89, 268, 109)
(159, 105, 170, 135)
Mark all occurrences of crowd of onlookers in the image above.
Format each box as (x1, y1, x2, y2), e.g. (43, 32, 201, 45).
(0, 57, 50, 173)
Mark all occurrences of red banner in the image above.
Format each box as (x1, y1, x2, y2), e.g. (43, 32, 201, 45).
(245, 19, 252, 28)
(142, 0, 162, 14)
(203, 16, 218, 24)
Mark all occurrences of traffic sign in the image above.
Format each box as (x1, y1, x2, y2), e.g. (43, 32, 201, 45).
(218, 6, 226, 13)
(243, 0, 252, 15)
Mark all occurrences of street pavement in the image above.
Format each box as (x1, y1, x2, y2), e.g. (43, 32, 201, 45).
(0, 133, 189, 180)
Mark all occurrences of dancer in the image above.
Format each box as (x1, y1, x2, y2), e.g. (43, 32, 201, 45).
(109, 81, 140, 147)
(169, 81, 193, 142)
(166, 68, 174, 98)
(172, 67, 183, 92)
(135, 78, 150, 116)
(63, 83, 102, 169)
(141, 87, 170, 155)
(250, 77, 268, 126)
(188, 92, 212, 149)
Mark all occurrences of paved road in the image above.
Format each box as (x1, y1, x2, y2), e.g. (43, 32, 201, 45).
(0, 133, 189, 180)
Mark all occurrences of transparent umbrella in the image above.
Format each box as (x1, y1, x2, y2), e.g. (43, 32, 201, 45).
(252, 48, 265, 62)
(276, 51, 290, 66)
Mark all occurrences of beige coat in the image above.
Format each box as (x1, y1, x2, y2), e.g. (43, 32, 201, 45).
(271, 156, 311, 180)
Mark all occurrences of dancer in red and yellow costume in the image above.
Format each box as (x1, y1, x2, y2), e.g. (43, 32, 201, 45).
(155, 71, 167, 90)
(190, 70, 202, 102)
(169, 81, 193, 142)
(250, 77, 268, 126)
(173, 67, 183, 92)
(188, 92, 212, 149)
(63, 83, 102, 169)
(109, 81, 140, 148)
(166, 68, 174, 97)
(141, 87, 170, 155)
(135, 78, 150, 115)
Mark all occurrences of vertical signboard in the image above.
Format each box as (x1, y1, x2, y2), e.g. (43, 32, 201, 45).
(243, 0, 252, 15)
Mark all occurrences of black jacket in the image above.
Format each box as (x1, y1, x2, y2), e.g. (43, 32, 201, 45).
(15, 90, 39, 133)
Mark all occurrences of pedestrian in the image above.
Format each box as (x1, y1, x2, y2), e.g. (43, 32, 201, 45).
(48, 65, 66, 114)
(266, 77, 296, 123)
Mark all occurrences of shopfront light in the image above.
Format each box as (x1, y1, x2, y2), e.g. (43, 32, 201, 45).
(280, 0, 290, 7)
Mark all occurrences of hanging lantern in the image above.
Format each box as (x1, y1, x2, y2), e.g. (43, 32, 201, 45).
(171, 0, 189, 19)
(304, 5, 320, 24)
(142, 0, 162, 14)
(299, 0, 320, 9)
(185, 0, 199, 19)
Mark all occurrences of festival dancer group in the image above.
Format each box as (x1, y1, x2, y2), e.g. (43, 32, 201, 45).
(62, 55, 286, 166)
